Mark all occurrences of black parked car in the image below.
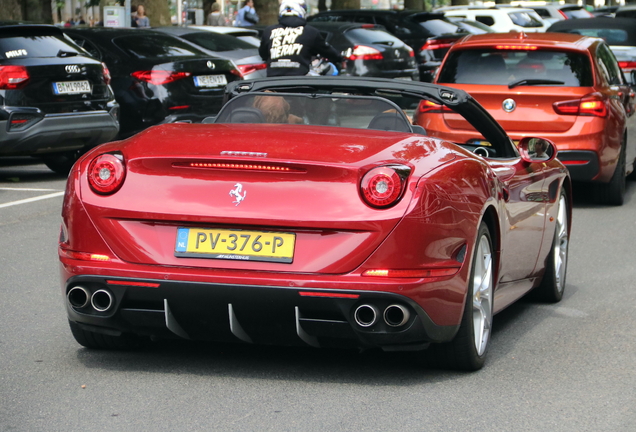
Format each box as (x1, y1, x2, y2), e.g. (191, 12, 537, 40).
(308, 22, 419, 81)
(308, 10, 471, 82)
(0, 25, 119, 174)
(64, 28, 241, 138)
(153, 27, 266, 80)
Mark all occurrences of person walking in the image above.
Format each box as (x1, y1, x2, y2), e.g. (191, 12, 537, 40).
(235, 0, 258, 27)
(259, 0, 342, 77)
(134, 5, 150, 28)
(207, 3, 226, 26)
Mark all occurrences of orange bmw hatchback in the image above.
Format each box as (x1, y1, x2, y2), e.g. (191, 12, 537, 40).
(418, 32, 636, 205)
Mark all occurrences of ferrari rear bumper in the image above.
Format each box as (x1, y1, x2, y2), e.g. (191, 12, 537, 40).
(63, 275, 459, 351)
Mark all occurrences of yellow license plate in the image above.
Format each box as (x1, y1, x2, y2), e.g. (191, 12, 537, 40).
(175, 227, 296, 263)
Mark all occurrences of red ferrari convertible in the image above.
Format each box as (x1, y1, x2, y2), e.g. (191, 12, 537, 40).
(59, 77, 571, 371)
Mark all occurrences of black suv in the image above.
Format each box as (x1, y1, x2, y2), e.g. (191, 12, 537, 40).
(307, 10, 470, 82)
(0, 25, 119, 174)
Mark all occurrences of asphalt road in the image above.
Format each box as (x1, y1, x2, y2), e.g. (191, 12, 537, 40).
(1, 158, 635, 432)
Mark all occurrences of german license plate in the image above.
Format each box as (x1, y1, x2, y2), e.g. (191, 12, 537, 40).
(53, 80, 91, 95)
(193, 74, 227, 88)
(175, 227, 296, 263)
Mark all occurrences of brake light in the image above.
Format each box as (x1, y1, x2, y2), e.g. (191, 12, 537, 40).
(0, 65, 29, 89)
(360, 166, 408, 208)
(618, 61, 636, 70)
(495, 45, 538, 50)
(420, 39, 453, 52)
(417, 100, 451, 113)
(88, 153, 126, 195)
(59, 250, 111, 262)
(553, 94, 607, 117)
(348, 45, 383, 61)
(101, 62, 111, 85)
(406, 46, 415, 57)
(233, 63, 267, 78)
(131, 70, 191, 85)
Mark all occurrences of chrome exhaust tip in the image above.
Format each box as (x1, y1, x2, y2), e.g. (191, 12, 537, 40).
(354, 304, 379, 328)
(384, 304, 410, 327)
(67, 286, 90, 308)
(91, 289, 114, 312)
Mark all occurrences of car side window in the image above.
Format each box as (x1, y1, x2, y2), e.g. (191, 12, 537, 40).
(475, 15, 495, 26)
(596, 43, 624, 86)
(68, 36, 101, 60)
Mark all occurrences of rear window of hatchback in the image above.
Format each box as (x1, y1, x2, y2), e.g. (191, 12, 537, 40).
(438, 48, 593, 86)
(0, 35, 83, 59)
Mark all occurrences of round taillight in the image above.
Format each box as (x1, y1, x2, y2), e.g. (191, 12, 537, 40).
(101, 62, 111, 85)
(360, 166, 404, 208)
(88, 153, 125, 195)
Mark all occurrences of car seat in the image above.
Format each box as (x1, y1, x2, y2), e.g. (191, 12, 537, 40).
(367, 112, 412, 132)
(226, 107, 266, 123)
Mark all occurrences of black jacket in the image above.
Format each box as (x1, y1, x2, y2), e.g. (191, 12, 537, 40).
(259, 16, 342, 77)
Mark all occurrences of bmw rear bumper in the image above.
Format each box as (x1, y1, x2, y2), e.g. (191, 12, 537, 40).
(63, 275, 459, 351)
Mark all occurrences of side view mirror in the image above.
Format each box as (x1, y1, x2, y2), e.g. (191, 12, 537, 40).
(518, 137, 557, 163)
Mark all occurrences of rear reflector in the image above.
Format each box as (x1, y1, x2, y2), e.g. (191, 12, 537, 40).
(169, 105, 190, 110)
(362, 268, 459, 278)
(560, 160, 589, 165)
(107, 280, 161, 287)
(298, 291, 360, 299)
(173, 161, 305, 172)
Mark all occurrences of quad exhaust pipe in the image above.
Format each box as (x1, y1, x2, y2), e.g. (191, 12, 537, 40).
(67, 286, 114, 312)
(354, 303, 411, 328)
(67, 286, 90, 308)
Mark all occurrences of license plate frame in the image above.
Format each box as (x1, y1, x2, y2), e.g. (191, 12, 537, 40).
(53, 80, 91, 95)
(193, 74, 228, 88)
(175, 227, 296, 263)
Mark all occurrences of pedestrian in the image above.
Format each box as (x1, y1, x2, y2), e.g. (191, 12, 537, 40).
(235, 0, 258, 27)
(259, 0, 342, 77)
(135, 5, 150, 28)
(207, 3, 226, 26)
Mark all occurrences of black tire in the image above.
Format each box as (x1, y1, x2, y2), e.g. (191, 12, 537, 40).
(533, 190, 569, 303)
(41, 151, 82, 175)
(598, 144, 626, 206)
(69, 321, 140, 350)
(429, 222, 494, 371)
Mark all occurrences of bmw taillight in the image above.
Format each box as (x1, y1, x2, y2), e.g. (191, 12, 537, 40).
(0, 65, 29, 89)
(131, 70, 192, 85)
(417, 99, 452, 114)
(553, 94, 607, 117)
(618, 61, 636, 70)
(360, 165, 410, 209)
(88, 153, 126, 195)
(102, 62, 111, 85)
(231, 63, 267, 78)
(348, 45, 383, 61)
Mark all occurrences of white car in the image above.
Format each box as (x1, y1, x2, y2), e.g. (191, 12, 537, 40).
(443, 8, 549, 33)
(189, 26, 261, 47)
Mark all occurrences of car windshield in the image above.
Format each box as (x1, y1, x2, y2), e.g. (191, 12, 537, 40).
(181, 32, 256, 52)
(0, 35, 83, 59)
(215, 92, 412, 131)
(113, 34, 206, 58)
(438, 49, 593, 86)
(560, 28, 630, 46)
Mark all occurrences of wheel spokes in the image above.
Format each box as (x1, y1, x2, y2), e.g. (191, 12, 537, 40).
(472, 236, 493, 356)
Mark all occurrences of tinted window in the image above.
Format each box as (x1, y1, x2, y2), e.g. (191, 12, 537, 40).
(182, 32, 255, 52)
(596, 43, 623, 85)
(616, 9, 636, 19)
(475, 16, 495, 26)
(113, 34, 206, 58)
(438, 49, 593, 86)
(308, 15, 347, 22)
(0, 35, 82, 59)
(344, 29, 404, 46)
(532, 8, 551, 18)
(508, 12, 543, 28)
(419, 19, 463, 36)
(561, 28, 628, 45)
(562, 8, 593, 19)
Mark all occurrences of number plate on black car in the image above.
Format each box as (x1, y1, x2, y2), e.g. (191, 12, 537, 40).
(53, 81, 91, 94)
(175, 227, 296, 263)
(193, 75, 227, 87)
